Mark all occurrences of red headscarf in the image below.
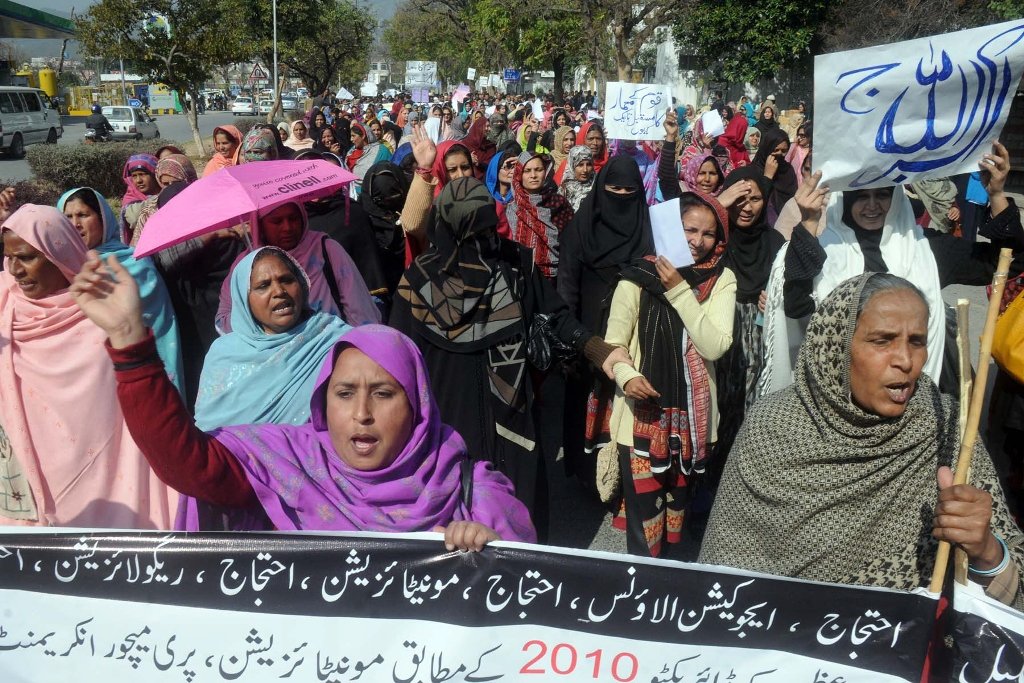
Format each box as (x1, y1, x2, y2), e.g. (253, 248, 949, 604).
(576, 121, 608, 173)
(430, 141, 473, 198)
(507, 152, 574, 279)
(346, 123, 368, 171)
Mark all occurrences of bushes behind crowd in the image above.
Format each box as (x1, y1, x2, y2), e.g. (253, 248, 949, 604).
(233, 116, 279, 137)
(27, 139, 178, 200)
(25, 117, 285, 202)
(0, 178, 63, 210)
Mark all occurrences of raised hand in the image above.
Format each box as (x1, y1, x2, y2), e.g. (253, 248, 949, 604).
(717, 179, 752, 208)
(979, 140, 1010, 197)
(411, 121, 437, 171)
(794, 170, 829, 232)
(655, 255, 683, 290)
(70, 251, 146, 348)
(764, 152, 779, 180)
(0, 186, 15, 224)
(663, 109, 678, 141)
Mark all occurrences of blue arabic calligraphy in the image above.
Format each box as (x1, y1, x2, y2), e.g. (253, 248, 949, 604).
(835, 22, 1024, 187)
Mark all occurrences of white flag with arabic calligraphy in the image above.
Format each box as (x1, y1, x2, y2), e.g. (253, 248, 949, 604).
(813, 20, 1024, 191)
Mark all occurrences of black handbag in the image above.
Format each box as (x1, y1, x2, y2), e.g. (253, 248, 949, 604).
(525, 312, 575, 371)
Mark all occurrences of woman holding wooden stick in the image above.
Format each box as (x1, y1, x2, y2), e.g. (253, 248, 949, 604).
(699, 272, 1024, 609)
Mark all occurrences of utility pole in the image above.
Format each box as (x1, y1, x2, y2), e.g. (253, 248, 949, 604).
(272, 0, 278, 100)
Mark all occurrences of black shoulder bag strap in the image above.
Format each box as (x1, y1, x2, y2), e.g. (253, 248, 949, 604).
(459, 460, 474, 511)
(320, 235, 346, 320)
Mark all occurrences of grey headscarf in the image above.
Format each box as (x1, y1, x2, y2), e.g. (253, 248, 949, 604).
(558, 145, 594, 211)
(486, 113, 513, 147)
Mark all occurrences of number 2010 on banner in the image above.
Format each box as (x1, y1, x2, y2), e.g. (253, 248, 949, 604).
(520, 641, 639, 681)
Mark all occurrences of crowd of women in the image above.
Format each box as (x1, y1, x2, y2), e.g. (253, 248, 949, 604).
(3, 89, 1024, 618)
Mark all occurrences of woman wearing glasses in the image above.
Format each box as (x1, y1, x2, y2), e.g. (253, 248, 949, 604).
(786, 122, 812, 188)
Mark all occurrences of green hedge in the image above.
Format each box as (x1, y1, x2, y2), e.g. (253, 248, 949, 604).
(26, 139, 176, 200)
(233, 116, 290, 138)
(0, 178, 63, 209)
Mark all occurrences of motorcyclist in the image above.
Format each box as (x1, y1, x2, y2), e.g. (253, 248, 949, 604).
(85, 104, 114, 140)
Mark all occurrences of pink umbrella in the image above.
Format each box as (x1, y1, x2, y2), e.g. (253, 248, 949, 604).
(133, 160, 357, 258)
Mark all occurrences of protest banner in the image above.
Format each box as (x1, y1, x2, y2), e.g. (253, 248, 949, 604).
(604, 82, 671, 140)
(0, 530, 938, 682)
(411, 87, 430, 104)
(814, 20, 1024, 191)
(953, 580, 1024, 683)
(405, 61, 438, 88)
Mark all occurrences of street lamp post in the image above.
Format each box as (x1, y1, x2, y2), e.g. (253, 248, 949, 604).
(272, 0, 279, 97)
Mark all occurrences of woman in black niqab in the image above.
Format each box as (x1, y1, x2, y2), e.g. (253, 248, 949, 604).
(558, 155, 655, 487)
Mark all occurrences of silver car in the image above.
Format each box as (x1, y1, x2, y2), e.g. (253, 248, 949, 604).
(102, 106, 160, 140)
(231, 96, 257, 115)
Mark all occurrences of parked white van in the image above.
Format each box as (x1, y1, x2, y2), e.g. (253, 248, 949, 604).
(0, 87, 62, 158)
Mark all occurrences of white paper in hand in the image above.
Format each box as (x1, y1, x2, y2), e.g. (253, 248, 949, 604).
(700, 109, 725, 138)
(424, 117, 441, 144)
(649, 199, 694, 269)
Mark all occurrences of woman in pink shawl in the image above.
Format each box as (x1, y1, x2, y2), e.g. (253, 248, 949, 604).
(680, 153, 726, 196)
(0, 205, 178, 528)
(120, 153, 160, 236)
(786, 120, 812, 187)
(70, 257, 536, 546)
(203, 125, 243, 177)
(216, 201, 380, 333)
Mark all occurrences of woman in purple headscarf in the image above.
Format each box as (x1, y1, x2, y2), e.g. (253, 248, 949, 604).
(69, 251, 536, 548)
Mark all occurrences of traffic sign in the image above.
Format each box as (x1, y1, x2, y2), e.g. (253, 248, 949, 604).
(128, 98, 142, 107)
(249, 63, 269, 80)
(503, 68, 521, 82)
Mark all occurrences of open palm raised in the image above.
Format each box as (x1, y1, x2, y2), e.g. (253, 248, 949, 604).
(70, 252, 147, 348)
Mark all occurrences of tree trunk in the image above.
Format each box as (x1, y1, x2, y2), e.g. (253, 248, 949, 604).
(267, 75, 287, 123)
(186, 88, 206, 155)
(552, 54, 565, 103)
(616, 51, 632, 81)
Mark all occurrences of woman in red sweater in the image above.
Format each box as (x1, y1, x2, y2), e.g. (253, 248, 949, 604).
(70, 251, 536, 550)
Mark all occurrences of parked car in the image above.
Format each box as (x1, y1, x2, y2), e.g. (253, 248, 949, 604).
(101, 105, 160, 141)
(281, 94, 299, 111)
(258, 99, 274, 115)
(231, 96, 256, 115)
(0, 87, 62, 158)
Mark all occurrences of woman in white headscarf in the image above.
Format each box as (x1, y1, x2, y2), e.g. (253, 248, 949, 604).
(759, 143, 1023, 397)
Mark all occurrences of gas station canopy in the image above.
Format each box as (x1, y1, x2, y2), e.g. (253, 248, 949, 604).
(0, 0, 74, 39)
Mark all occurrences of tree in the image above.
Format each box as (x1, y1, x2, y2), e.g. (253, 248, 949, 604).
(989, 0, 1024, 19)
(76, 0, 249, 154)
(227, 0, 376, 96)
(384, 1, 477, 86)
(467, 0, 583, 101)
(822, 0, 999, 52)
(672, 0, 829, 84)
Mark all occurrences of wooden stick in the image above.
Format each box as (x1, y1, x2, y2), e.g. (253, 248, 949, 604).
(953, 299, 972, 587)
(930, 248, 1014, 594)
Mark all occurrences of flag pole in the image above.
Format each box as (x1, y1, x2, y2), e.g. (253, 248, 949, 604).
(929, 248, 1013, 594)
(953, 299, 972, 587)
